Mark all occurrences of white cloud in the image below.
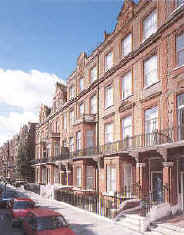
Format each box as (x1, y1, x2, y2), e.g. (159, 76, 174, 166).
(0, 68, 65, 146)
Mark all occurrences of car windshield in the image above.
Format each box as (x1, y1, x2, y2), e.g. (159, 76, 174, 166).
(13, 201, 34, 209)
(37, 215, 68, 231)
(2, 191, 17, 199)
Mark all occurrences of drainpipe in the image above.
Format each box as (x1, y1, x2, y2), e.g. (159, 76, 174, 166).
(96, 51, 100, 194)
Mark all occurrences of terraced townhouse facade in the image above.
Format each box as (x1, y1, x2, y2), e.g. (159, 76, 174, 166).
(33, 0, 184, 210)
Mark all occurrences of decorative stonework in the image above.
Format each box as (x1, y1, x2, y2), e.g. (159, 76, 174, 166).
(140, 91, 162, 103)
(162, 161, 174, 167)
(103, 112, 115, 120)
(136, 162, 146, 168)
(115, 0, 135, 32)
(119, 101, 135, 113)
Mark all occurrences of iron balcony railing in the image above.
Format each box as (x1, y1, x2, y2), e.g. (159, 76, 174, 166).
(32, 125, 184, 164)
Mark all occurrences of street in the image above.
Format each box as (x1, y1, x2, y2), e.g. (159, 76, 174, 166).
(0, 186, 143, 235)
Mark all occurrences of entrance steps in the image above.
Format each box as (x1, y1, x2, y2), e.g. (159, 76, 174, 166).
(117, 213, 184, 235)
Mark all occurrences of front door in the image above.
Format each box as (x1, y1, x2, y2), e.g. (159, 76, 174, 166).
(151, 171, 163, 202)
(181, 172, 184, 210)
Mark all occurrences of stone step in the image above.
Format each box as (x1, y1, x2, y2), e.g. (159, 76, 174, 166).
(152, 223, 184, 235)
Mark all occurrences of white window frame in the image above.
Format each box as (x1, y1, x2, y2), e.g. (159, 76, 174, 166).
(176, 33, 184, 67)
(86, 166, 94, 190)
(105, 123, 113, 144)
(69, 86, 75, 99)
(69, 110, 75, 126)
(122, 33, 132, 57)
(69, 137, 74, 152)
(105, 85, 113, 109)
(107, 166, 116, 193)
(144, 55, 158, 87)
(76, 167, 82, 187)
(79, 77, 84, 91)
(145, 106, 158, 134)
(122, 116, 132, 140)
(122, 71, 132, 99)
(86, 130, 94, 148)
(76, 131, 81, 151)
(105, 51, 113, 71)
(90, 95, 97, 114)
(79, 103, 84, 116)
(143, 10, 157, 40)
(63, 113, 67, 130)
(124, 164, 133, 190)
(90, 66, 97, 83)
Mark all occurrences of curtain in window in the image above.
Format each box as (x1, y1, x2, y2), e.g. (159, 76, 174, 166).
(105, 123, 113, 144)
(105, 52, 113, 71)
(105, 86, 113, 108)
(90, 95, 97, 114)
(91, 67, 97, 83)
(76, 131, 81, 150)
(86, 166, 95, 189)
(107, 166, 116, 192)
(176, 33, 184, 66)
(76, 167, 82, 187)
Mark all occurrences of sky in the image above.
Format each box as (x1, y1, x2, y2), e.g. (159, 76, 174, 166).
(0, 0, 138, 146)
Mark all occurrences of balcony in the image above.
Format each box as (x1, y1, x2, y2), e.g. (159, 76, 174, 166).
(74, 114, 96, 125)
(69, 147, 100, 159)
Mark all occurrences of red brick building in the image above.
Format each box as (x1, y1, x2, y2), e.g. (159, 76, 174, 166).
(34, 0, 184, 210)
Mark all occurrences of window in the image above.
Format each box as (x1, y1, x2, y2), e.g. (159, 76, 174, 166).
(69, 110, 75, 126)
(122, 116, 132, 141)
(90, 66, 97, 83)
(145, 107, 158, 146)
(86, 166, 95, 190)
(143, 10, 157, 40)
(107, 166, 116, 192)
(177, 0, 184, 7)
(176, 33, 184, 67)
(124, 164, 132, 191)
(90, 95, 97, 114)
(105, 85, 113, 109)
(177, 94, 184, 140)
(105, 51, 113, 71)
(63, 113, 67, 129)
(76, 167, 82, 187)
(122, 71, 132, 99)
(63, 139, 67, 147)
(76, 131, 81, 150)
(86, 130, 94, 148)
(54, 143, 60, 156)
(69, 137, 74, 152)
(144, 55, 158, 87)
(79, 77, 84, 91)
(69, 86, 75, 99)
(79, 103, 84, 116)
(105, 123, 113, 144)
(122, 33, 132, 57)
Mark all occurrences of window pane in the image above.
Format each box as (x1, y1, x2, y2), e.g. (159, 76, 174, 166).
(69, 137, 74, 152)
(90, 95, 97, 114)
(86, 166, 94, 189)
(105, 123, 113, 143)
(144, 55, 158, 87)
(91, 67, 97, 83)
(124, 164, 132, 187)
(105, 86, 113, 108)
(122, 34, 132, 56)
(76, 131, 81, 150)
(122, 71, 132, 99)
(77, 167, 82, 186)
(107, 166, 116, 192)
(122, 116, 132, 139)
(86, 130, 94, 148)
(80, 78, 84, 91)
(143, 10, 157, 40)
(145, 107, 158, 133)
(177, 0, 184, 6)
(79, 103, 84, 116)
(105, 52, 113, 71)
(176, 33, 184, 66)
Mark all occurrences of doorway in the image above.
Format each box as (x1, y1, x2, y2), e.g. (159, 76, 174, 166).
(151, 171, 163, 202)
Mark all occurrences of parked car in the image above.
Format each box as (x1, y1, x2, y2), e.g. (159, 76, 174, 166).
(0, 190, 18, 208)
(23, 208, 77, 235)
(13, 180, 26, 187)
(10, 198, 37, 226)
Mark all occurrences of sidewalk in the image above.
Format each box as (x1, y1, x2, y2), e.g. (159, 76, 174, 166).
(13, 186, 184, 235)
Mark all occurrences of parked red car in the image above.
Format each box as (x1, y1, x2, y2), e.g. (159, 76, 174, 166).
(10, 197, 37, 226)
(22, 208, 77, 235)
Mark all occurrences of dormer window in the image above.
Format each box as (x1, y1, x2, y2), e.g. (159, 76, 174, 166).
(105, 51, 113, 71)
(122, 33, 132, 57)
(143, 10, 157, 40)
(90, 66, 97, 83)
(79, 77, 84, 91)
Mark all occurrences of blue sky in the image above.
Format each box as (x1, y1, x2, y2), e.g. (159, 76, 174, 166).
(0, 0, 138, 145)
